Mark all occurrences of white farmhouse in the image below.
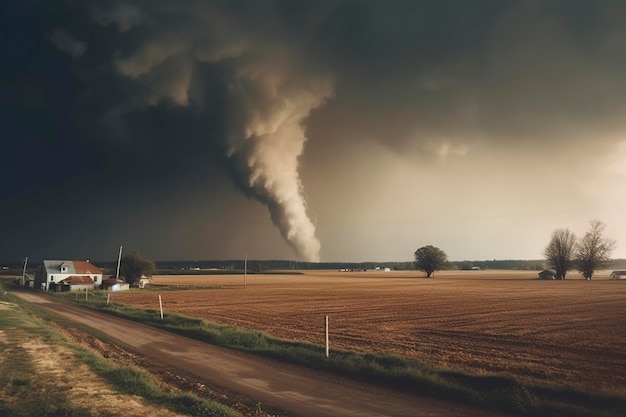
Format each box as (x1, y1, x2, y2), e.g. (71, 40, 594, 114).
(35, 260, 103, 291)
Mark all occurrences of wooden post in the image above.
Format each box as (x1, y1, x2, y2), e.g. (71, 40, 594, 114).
(85, 288, 88, 301)
(107, 293, 110, 306)
(325, 315, 329, 358)
(159, 294, 164, 319)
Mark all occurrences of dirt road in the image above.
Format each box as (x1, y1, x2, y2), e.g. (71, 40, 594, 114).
(12, 290, 508, 417)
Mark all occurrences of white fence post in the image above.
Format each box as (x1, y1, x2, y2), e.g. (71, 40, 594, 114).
(159, 294, 164, 319)
(325, 315, 329, 358)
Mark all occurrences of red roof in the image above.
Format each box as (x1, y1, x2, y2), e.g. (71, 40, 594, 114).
(73, 261, 103, 274)
(61, 275, 95, 285)
(103, 278, 125, 285)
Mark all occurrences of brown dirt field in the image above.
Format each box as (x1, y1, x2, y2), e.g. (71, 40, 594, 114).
(112, 269, 626, 394)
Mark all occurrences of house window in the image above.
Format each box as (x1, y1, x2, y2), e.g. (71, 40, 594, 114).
(50, 276, 54, 282)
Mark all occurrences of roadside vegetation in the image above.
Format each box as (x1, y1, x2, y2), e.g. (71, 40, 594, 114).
(54, 288, 626, 417)
(74, 351, 240, 417)
(0, 283, 242, 417)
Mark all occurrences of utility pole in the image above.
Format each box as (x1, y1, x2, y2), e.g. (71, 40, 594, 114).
(115, 246, 123, 280)
(21, 256, 28, 286)
(244, 250, 247, 288)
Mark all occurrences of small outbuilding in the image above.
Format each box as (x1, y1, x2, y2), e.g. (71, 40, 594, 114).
(102, 277, 130, 292)
(538, 270, 556, 280)
(58, 275, 95, 292)
(611, 271, 626, 280)
(23, 273, 35, 288)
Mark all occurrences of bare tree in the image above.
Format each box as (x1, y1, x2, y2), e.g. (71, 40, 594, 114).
(576, 220, 616, 280)
(544, 228, 577, 279)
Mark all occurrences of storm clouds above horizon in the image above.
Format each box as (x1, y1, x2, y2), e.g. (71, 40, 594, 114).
(2, 0, 626, 263)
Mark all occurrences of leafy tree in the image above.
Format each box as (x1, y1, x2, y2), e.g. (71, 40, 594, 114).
(576, 220, 616, 280)
(414, 245, 448, 277)
(544, 228, 577, 279)
(120, 251, 156, 285)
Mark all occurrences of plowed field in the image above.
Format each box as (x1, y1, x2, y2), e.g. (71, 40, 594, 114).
(112, 270, 626, 394)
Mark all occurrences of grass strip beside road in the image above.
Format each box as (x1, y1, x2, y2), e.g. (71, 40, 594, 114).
(0, 285, 242, 417)
(55, 289, 626, 417)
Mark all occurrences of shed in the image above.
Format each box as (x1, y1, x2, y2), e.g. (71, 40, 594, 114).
(611, 271, 626, 280)
(538, 270, 555, 280)
(102, 277, 130, 292)
(59, 275, 95, 292)
(23, 273, 35, 288)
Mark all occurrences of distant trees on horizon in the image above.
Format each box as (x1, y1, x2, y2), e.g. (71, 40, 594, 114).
(544, 220, 616, 280)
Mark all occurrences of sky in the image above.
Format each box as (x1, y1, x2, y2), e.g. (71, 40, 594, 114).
(2, 0, 626, 263)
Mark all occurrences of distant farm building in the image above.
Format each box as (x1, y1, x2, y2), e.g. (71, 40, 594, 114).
(35, 260, 103, 291)
(15, 273, 35, 288)
(538, 270, 556, 280)
(102, 277, 130, 292)
(23, 273, 35, 288)
(611, 271, 626, 280)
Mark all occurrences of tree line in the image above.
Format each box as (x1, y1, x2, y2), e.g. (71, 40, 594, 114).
(414, 220, 617, 279)
(102, 220, 620, 283)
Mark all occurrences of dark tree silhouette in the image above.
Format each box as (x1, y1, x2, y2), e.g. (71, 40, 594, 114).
(120, 251, 156, 285)
(544, 228, 577, 279)
(414, 245, 448, 277)
(576, 220, 615, 280)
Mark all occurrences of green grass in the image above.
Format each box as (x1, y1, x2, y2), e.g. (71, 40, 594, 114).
(0, 284, 242, 417)
(0, 290, 90, 416)
(75, 349, 239, 417)
(52, 289, 626, 417)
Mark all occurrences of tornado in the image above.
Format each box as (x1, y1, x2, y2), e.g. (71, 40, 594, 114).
(226, 65, 332, 262)
(101, 2, 331, 261)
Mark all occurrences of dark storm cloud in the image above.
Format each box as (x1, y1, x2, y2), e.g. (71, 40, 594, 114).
(2, 0, 336, 261)
(307, 1, 626, 157)
(2, 0, 626, 262)
(88, 0, 336, 261)
(46, 29, 86, 60)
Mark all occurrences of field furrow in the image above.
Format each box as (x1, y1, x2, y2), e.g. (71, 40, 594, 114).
(113, 270, 626, 393)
